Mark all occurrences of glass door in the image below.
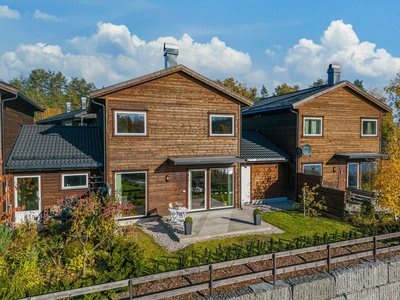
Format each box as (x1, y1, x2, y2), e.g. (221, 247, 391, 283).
(14, 176, 41, 223)
(189, 170, 207, 211)
(347, 163, 359, 189)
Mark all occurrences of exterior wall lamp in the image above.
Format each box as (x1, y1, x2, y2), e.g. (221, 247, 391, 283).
(165, 175, 170, 182)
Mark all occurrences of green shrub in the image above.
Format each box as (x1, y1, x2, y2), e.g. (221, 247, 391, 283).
(360, 201, 375, 219)
(254, 208, 262, 215)
(0, 225, 12, 255)
(185, 216, 193, 223)
(63, 240, 93, 259)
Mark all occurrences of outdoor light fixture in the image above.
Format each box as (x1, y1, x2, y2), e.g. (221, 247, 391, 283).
(165, 175, 170, 182)
(333, 167, 336, 173)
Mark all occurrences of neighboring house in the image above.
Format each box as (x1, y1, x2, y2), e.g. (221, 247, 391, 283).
(88, 61, 253, 217)
(5, 125, 103, 222)
(242, 64, 392, 200)
(36, 97, 97, 126)
(240, 130, 290, 204)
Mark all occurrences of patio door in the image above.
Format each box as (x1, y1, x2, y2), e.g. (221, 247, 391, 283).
(347, 163, 359, 189)
(14, 175, 41, 223)
(189, 170, 207, 211)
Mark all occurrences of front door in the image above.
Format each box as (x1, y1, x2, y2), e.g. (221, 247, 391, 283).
(14, 176, 41, 223)
(241, 165, 251, 204)
(347, 163, 359, 189)
(189, 170, 206, 211)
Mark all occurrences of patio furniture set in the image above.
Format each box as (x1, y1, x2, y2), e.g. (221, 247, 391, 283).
(168, 203, 192, 234)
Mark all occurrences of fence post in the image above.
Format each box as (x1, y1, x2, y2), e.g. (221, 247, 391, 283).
(129, 278, 133, 300)
(209, 264, 213, 297)
(373, 236, 377, 263)
(327, 244, 331, 273)
(273, 253, 276, 285)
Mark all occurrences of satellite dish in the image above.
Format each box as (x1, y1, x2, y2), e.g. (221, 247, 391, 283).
(302, 144, 312, 156)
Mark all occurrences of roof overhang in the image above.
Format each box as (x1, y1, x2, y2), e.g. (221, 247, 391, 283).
(169, 156, 246, 166)
(334, 153, 390, 160)
(90, 64, 254, 107)
(293, 81, 392, 113)
(244, 158, 288, 162)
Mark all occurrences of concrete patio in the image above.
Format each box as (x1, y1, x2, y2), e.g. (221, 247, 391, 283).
(161, 208, 279, 243)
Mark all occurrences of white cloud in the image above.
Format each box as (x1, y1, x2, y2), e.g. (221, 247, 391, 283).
(33, 10, 58, 21)
(265, 49, 276, 57)
(0, 5, 20, 19)
(244, 70, 268, 85)
(273, 66, 287, 73)
(273, 45, 282, 49)
(283, 20, 400, 83)
(0, 22, 252, 87)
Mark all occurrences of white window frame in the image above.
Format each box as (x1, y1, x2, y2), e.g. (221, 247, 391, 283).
(303, 117, 323, 137)
(302, 164, 322, 176)
(14, 175, 41, 223)
(210, 167, 234, 210)
(361, 119, 378, 137)
(188, 169, 207, 211)
(347, 163, 359, 189)
(114, 171, 147, 218)
(62, 173, 89, 190)
(209, 114, 234, 136)
(114, 111, 147, 136)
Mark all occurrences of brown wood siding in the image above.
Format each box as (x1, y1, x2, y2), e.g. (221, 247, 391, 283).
(298, 86, 383, 191)
(3, 101, 35, 160)
(105, 72, 242, 216)
(250, 163, 287, 200)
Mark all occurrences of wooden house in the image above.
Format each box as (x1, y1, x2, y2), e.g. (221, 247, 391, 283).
(242, 64, 392, 200)
(89, 64, 253, 217)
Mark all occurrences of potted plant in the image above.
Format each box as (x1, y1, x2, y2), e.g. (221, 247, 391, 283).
(184, 216, 193, 235)
(175, 201, 183, 210)
(253, 208, 262, 226)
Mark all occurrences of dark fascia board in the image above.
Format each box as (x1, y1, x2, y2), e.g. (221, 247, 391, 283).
(6, 162, 103, 171)
(292, 81, 392, 113)
(90, 64, 254, 107)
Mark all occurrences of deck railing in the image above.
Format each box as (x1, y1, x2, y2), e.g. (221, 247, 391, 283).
(19, 232, 400, 300)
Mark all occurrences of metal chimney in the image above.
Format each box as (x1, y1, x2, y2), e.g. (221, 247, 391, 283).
(327, 64, 341, 85)
(163, 43, 179, 69)
(81, 97, 87, 110)
(66, 102, 71, 113)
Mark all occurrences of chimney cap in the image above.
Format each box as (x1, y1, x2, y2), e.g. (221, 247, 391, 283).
(163, 42, 179, 56)
(328, 64, 341, 70)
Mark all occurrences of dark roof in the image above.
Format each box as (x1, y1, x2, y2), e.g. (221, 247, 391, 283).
(0, 81, 44, 112)
(242, 85, 331, 114)
(6, 125, 103, 170)
(242, 81, 391, 114)
(36, 108, 87, 124)
(241, 130, 291, 161)
(169, 157, 246, 165)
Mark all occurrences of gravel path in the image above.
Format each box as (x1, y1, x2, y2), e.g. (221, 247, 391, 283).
(138, 202, 293, 252)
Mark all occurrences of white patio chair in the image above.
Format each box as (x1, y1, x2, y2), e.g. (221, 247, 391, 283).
(175, 207, 188, 233)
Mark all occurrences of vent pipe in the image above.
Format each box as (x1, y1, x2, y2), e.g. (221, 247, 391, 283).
(327, 64, 341, 85)
(81, 97, 87, 110)
(66, 101, 71, 113)
(163, 43, 179, 69)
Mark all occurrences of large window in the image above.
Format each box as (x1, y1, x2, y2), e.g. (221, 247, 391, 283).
(361, 162, 376, 190)
(210, 115, 234, 136)
(303, 164, 322, 176)
(304, 117, 322, 136)
(362, 119, 377, 137)
(115, 172, 146, 217)
(15, 176, 40, 211)
(62, 173, 88, 190)
(210, 168, 234, 209)
(347, 163, 359, 189)
(114, 111, 146, 136)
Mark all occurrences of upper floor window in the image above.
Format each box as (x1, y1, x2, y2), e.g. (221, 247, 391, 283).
(304, 117, 322, 136)
(114, 111, 146, 136)
(210, 115, 234, 136)
(62, 173, 88, 190)
(361, 119, 377, 137)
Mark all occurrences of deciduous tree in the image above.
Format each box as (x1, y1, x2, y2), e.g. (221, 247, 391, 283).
(216, 78, 260, 101)
(309, 78, 327, 87)
(273, 83, 300, 96)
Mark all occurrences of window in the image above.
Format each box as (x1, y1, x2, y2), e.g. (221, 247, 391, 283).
(15, 176, 40, 211)
(304, 117, 322, 136)
(114, 111, 146, 136)
(210, 115, 234, 136)
(347, 163, 359, 189)
(210, 168, 234, 209)
(361, 162, 376, 190)
(303, 164, 322, 176)
(115, 172, 147, 217)
(62, 174, 88, 190)
(362, 119, 377, 136)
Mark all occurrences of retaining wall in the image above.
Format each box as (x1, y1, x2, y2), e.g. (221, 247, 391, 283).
(209, 255, 400, 300)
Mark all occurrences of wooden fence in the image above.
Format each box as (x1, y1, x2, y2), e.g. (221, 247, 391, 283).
(20, 232, 400, 300)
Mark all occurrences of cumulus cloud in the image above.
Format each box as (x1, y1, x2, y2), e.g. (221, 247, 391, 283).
(0, 5, 20, 19)
(33, 10, 58, 21)
(273, 66, 287, 73)
(0, 22, 252, 86)
(283, 20, 400, 83)
(244, 70, 268, 85)
(265, 49, 276, 57)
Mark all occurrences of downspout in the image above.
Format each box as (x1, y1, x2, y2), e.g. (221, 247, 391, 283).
(290, 108, 298, 200)
(90, 99, 106, 187)
(1, 93, 18, 175)
(239, 109, 242, 210)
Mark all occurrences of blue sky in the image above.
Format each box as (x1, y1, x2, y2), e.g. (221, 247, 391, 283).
(1, 0, 400, 95)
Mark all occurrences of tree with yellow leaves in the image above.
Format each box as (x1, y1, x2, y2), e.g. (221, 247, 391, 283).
(216, 78, 260, 101)
(369, 124, 400, 214)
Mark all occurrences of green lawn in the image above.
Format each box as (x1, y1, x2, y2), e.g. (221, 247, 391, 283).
(262, 210, 358, 242)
